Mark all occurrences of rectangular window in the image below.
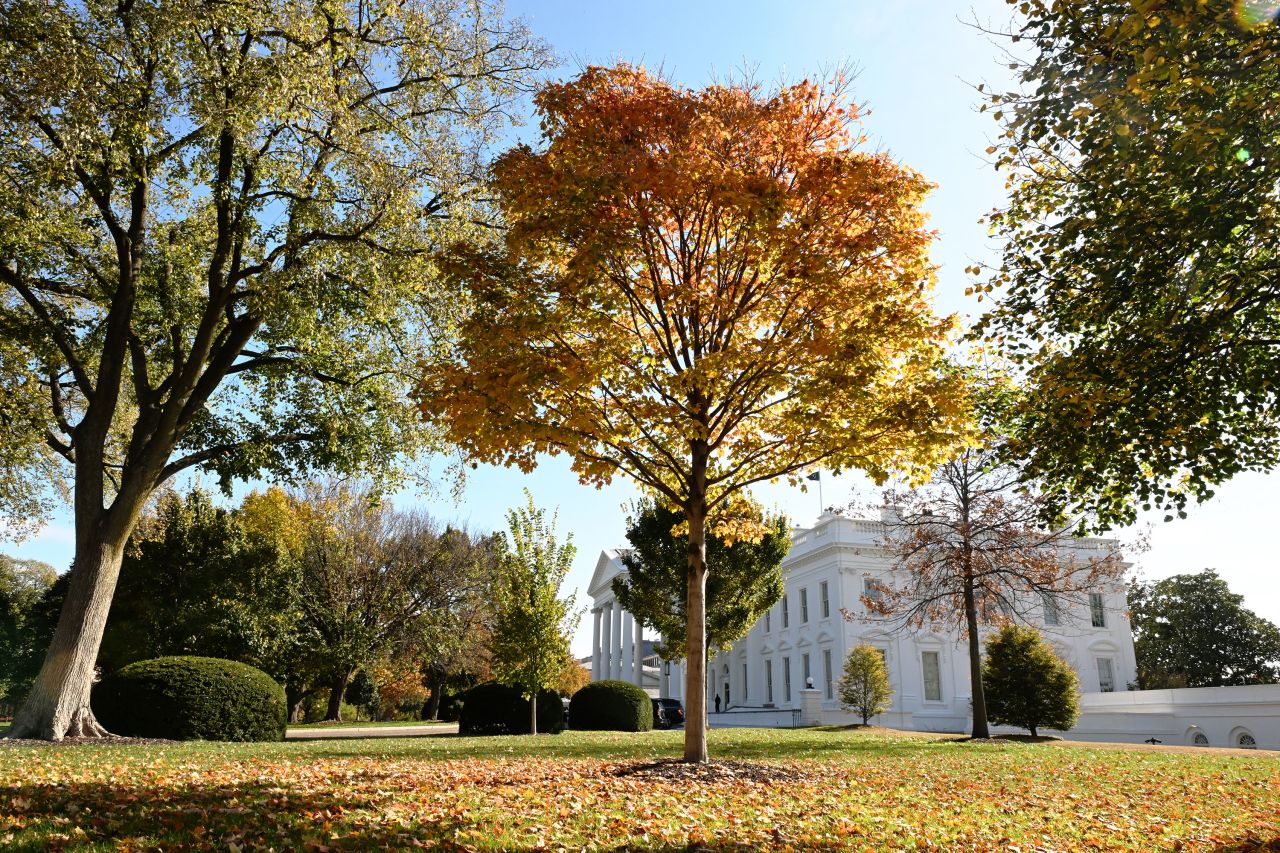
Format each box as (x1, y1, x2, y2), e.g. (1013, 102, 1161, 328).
(1090, 592, 1107, 628)
(922, 651, 942, 702)
(781, 594, 790, 628)
(802, 652, 811, 686)
(765, 607, 771, 633)
(820, 581, 830, 618)
(783, 656, 792, 703)
(742, 663, 749, 701)
(800, 588, 809, 623)
(823, 649, 834, 699)
(1041, 591, 1060, 626)
(1097, 657, 1115, 692)
(765, 659, 774, 704)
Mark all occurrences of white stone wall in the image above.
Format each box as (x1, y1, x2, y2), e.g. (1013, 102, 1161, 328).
(704, 512, 1136, 734)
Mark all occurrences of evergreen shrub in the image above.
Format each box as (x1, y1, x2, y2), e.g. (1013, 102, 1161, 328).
(568, 679, 652, 731)
(457, 681, 564, 735)
(92, 656, 286, 741)
(983, 624, 1080, 737)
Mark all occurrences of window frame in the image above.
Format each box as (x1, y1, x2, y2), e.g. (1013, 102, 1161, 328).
(820, 580, 830, 619)
(921, 650, 942, 702)
(1089, 592, 1107, 628)
(1041, 591, 1061, 626)
(1096, 656, 1115, 692)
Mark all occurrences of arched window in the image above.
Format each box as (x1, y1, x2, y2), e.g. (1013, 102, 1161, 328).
(1238, 732, 1257, 749)
(1193, 732, 1209, 746)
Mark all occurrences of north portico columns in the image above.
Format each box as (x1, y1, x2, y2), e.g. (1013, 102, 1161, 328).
(591, 607, 603, 680)
(609, 601, 622, 679)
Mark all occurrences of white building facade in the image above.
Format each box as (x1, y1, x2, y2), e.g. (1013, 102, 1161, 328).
(589, 510, 1280, 749)
(588, 511, 1136, 724)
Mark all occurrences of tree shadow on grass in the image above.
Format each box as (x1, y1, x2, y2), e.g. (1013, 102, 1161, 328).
(0, 775, 830, 852)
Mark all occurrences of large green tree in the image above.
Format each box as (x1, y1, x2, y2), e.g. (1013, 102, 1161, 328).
(1129, 569, 1280, 688)
(0, 0, 545, 739)
(0, 555, 57, 708)
(612, 499, 787, 661)
(97, 489, 314, 703)
(291, 484, 458, 721)
(974, 0, 1280, 527)
(489, 492, 579, 736)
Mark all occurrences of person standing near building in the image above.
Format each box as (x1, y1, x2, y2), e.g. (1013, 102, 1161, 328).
(714, 693, 722, 714)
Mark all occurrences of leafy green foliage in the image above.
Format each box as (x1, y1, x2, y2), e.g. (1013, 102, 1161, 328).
(488, 492, 579, 733)
(837, 645, 893, 725)
(0, 0, 548, 516)
(983, 625, 1079, 737)
(975, 0, 1280, 527)
(100, 490, 307, 683)
(612, 499, 787, 660)
(1129, 569, 1280, 688)
(91, 656, 286, 742)
(457, 682, 564, 735)
(0, 0, 549, 739)
(344, 670, 380, 721)
(0, 555, 57, 706)
(568, 680, 654, 732)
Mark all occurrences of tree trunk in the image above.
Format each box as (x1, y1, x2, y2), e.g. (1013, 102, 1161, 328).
(325, 670, 351, 722)
(528, 691, 537, 735)
(683, 442, 710, 763)
(423, 676, 444, 720)
(8, 536, 128, 740)
(964, 577, 990, 739)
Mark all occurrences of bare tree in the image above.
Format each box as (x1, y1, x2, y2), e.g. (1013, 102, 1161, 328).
(859, 447, 1126, 738)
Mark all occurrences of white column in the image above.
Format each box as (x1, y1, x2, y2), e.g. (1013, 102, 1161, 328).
(609, 602, 622, 679)
(659, 660, 670, 696)
(591, 607, 602, 680)
(622, 611, 634, 684)
(602, 602, 612, 679)
(633, 620, 643, 685)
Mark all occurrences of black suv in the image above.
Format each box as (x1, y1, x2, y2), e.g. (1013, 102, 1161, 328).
(651, 697, 685, 728)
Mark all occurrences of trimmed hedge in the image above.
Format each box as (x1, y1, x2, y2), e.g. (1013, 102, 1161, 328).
(92, 656, 286, 741)
(457, 682, 565, 735)
(569, 680, 652, 732)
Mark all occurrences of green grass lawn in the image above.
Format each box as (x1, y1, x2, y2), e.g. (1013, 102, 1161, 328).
(1, 727, 1276, 851)
(288, 718, 454, 730)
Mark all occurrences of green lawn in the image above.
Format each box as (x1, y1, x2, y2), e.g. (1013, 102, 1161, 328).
(288, 718, 453, 730)
(1, 727, 1276, 851)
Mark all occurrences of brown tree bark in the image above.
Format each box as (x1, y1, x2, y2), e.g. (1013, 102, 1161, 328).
(423, 676, 445, 721)
(528, 691, 537, 735)
(683, 441, 710, 763)
(964, 573, 990, 739)
(325, 670, 353, 722)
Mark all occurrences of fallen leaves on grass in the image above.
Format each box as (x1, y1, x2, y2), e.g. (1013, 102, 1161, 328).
(0, 731, 1276, 851)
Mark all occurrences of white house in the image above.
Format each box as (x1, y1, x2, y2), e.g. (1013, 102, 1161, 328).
(587, 509, 1280, 750)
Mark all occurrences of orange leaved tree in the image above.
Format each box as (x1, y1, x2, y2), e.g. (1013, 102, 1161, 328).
(418, 65, 969, 762)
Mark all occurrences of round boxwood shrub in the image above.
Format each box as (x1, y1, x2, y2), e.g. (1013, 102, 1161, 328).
(92, 656, 286, 741)
(457, 682, 564, 735)
(569, 680, 652, 732)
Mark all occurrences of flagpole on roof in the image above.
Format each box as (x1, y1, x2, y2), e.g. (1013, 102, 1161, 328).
(806, 470, 822, 520)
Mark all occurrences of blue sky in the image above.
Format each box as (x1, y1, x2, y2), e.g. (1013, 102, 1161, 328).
(6, 1, 1279, 657)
